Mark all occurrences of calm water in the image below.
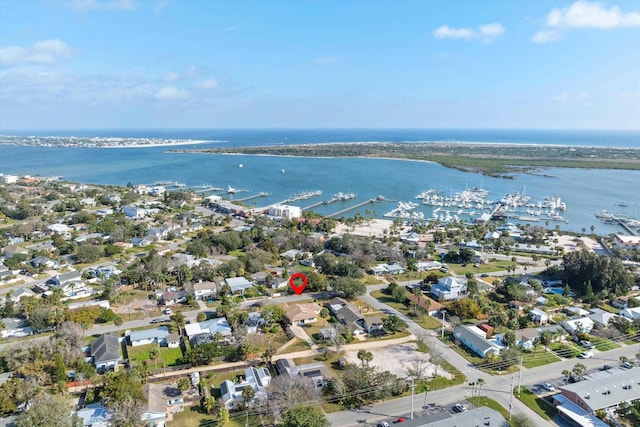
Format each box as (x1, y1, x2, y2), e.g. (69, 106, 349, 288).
(1, 129, 639, 235)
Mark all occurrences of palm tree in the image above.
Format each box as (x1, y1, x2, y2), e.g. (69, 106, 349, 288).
(357, 349, 373, 367)
(203, 396, 216, 414)
(562, 369, 571, 383)
(477, 378, 486, 404)
(319, 307, 330, 326)
(486, 352, 500, 367)
(149, 347, 160, 369)
(241, 386, 256, 407)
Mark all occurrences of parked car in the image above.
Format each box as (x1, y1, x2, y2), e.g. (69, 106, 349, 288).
(579, 340, 594, 349)
(377, 422, 390, 427)
(392, 418, 406, 424)
(578, 351, 593, 359)
(600, 365, 613, 371)
(542, 382, 555, 392)
(163, 308, 172, 315)
(452, 403, 467, 413)
(150, 318, 165, 324)
(622, 362, 634, 369)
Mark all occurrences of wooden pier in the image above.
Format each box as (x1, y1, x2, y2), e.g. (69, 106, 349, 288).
(325, 198, 381, 218)
(233, 192, 271, 203)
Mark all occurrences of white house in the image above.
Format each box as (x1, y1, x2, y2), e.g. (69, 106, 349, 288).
(184, 318, 232, 340)
(560, 317, 595, 335)
(128, 327, 170, 347)
(220, 367, 271, 410)
(431, 276, 467, 301)
(613, 234, 640, 250)
(47, 223, 71, 235)
(193, 282, 217, 300)
(123, 205, 146, 219)
(529, 308, 549, 325)
(619, 307, 640, 320)
(225, 277, 254, 294)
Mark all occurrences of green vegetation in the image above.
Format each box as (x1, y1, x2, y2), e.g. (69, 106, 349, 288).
(515, 386, 556, 420)
(177, 142, 640, 177)
(590, 336, 620, 352)
(126, 344, 184, 367)
(521, 349, 561, 369)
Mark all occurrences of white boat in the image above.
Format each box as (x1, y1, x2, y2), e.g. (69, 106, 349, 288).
(238, 164, 243, 168)
(281, 169, 285, 174)
(227, 185, 239, 194)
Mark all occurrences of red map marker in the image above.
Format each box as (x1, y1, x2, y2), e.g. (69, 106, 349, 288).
(289, 272, 308, 295)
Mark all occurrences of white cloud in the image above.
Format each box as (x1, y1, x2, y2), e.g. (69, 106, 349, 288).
(532, 29, 561, 43)
(312, 56, 339, 64)
(155, 86, 190, 100)
(550, 93, 569, 102)
(0, 39, 74, 65)
(221, 25, 240, 33)
(533, 1, 640, 42)
(433, 23, 505, 43)
(164, 71, 180, 82)
(197, 79, 218, 90)
(72, 0, 135, 10)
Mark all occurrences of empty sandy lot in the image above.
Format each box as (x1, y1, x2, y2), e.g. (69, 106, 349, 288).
(343, 342, 453, 379)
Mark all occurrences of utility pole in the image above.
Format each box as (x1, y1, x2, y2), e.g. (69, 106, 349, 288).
(441, 311, 445, 338)
(509, 374, 515, 420)
(518, 356, 523, 397)
(410, 378, 415, 419)
(245, 410, 248, 427)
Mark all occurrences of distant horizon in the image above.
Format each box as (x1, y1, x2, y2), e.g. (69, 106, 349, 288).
(2, 127, 640, 133)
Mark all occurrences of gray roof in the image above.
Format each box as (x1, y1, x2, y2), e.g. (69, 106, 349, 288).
(453, 325, 499, 355)
(129, 326, 169, 343)
(394, 406, 509, 427)
(560, 369, 640, 411)
(91, 333, 120, 364)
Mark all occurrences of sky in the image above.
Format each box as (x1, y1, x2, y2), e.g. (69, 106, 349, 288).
(0, 0, 639, 130)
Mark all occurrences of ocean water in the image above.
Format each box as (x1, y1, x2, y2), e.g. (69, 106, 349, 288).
(0, 129, 639, 235)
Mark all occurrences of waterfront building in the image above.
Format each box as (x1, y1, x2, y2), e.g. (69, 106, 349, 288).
(268, 204, 302, 220)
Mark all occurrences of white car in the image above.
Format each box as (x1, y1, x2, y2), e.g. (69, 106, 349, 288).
(377, 423, 390, 427)
(542, 382, 555, 392)
(578, 351, 593, 359)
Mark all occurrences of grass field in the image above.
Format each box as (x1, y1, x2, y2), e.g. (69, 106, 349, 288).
(515, 386, 556, 420)
(590, 336, 620, 352)
(522, 349, 561, 369)
(370, 290, 442, 330)
(127, 343, 184, 366)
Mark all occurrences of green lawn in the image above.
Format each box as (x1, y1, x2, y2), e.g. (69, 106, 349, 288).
(549, 342, 582, 359)
(363, 275, 385, 285)
(280, 338, 312, 353)
(522, 348, 561, 369)
(127, 343, 184, 366)
(590, 336, 620, 352)
(168, 405, 263, 427)
(515, 386, 556, 421)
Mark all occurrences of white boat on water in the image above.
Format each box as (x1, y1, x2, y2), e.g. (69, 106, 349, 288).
(227, 185, 239, 194)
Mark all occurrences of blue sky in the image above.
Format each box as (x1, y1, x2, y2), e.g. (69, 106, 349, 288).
(0, 0, 638, 130)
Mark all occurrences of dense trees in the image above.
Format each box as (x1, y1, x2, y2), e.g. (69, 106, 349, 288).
(280, 405, 329, 427)
(562, 249, 634, 296)
(332, 277, 366, 300)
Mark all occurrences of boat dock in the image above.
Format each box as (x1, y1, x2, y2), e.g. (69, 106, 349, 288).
(324, 197, 382, 218)
(233, 192, 271, 203)
(617, 220, 639, 236)
(302, 193, 358, 210)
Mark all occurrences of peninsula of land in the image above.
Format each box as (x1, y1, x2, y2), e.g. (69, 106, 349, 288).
(171, 142, 640, 177)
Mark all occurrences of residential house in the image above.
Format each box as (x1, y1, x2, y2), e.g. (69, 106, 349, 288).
(613, 234, 640, 250)
(431, 276, 467, 301)
(75, 403, 113, 427)
(560, 317, 595, 335)
(2, 244, 29, 258)
(453, 325, 502, 358)
(619, 306, 640, 320)
(146, 227, 171, 242)
(245, 312, 265, 334)
(166, 333, 180, 349)
(90, 333, 120, 372)
(193, 281, 217, 300)
(587, 309, 620, 328)
(224, 277, 255, 295)
(369, 262, 406, 276)
(160, 290, 185, 306)
(123, 205, 146, 219)
(536, 324, 568, 342)
(170, 253, 197, 268)
(416, 260, 442, 271)
(405, 293, 444, 316)
(131, 237, 152, 247)
(514, 328, 539, 350)
(184, 317, 232, 343)
(128, 327, 170, 347)
(285, 302, 321, 325)
(362, 315, 384, 335)
(274, 358, 330, 389)
(141, 383, 184, 426)
(326, 297, 365, 334)
(11, 287, 36, 302)
(529, 308, 549, 325)
(46, 271, 87, 297)
(566, 306, 589, 317)
(279, 249, 306, 261)
(47, 223, 71, 235)
(28, 255, 60, 270)
(220, 367, 271, 409)
(611, 297, 628, 309)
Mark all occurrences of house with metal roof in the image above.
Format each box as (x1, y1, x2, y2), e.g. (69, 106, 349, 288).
(184, 317, 232, 342)
(224, 277, 255, 294)
(219, 367, 271, 409)
(453, 325, 502, 358)
(90, 333, 120, 372)
(128, 326, 170, 347)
